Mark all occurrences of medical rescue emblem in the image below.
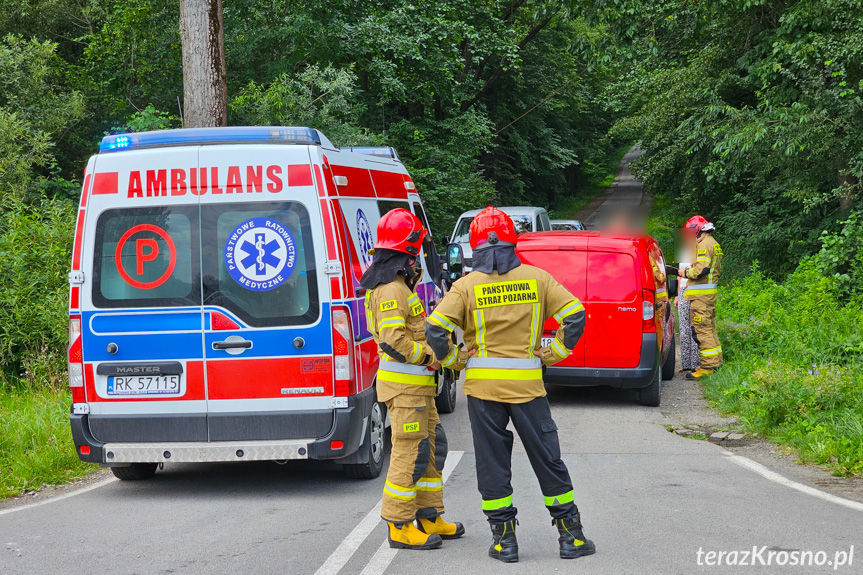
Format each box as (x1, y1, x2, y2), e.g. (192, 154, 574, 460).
(225, 217, 296, 291)
(356, 209, 374, 268)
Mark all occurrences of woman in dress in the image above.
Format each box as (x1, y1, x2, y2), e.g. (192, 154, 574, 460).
(675, 239, 700, 374)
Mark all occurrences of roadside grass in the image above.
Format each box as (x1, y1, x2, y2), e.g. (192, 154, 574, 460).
(647, 193, 863, 477)
(549, 142, 633, 220)
(0, 382, 96, 500)
(703, 265, 863, 476)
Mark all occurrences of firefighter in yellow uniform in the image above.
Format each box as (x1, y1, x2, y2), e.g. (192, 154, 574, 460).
(360, 208, 465, 550)
(678, 215, 723, 379)
(426, 207, 595, 563)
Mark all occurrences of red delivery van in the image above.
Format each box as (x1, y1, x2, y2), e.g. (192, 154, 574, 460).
(515, 230, 676, 406)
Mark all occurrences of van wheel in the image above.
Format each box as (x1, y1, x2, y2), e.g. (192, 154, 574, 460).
(661, 336, 676, 381)
(111, 463, 158, 481)
(343, 402, 386, 480)
(435, 369, 457, 414)
(638, 368, 662, 407)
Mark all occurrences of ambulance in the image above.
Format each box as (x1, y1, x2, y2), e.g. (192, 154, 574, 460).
(67, 127, 451, 480)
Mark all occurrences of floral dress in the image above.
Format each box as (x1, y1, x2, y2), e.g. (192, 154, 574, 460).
(677, 274, 701, 371)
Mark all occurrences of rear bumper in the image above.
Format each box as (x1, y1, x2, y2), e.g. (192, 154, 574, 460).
(70, 386, 377, 465)
(544, 333, 660, 389)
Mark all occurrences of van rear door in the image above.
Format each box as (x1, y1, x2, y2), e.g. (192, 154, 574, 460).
(584, 239, 642, 368)
(83, 147, 207, 443)
(197, 146, 333, 441)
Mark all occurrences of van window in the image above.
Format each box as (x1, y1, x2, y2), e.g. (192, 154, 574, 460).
(587, 252, 637, 301)
(201, 202, 318, 327)
(92, 206, 200, 308)
(511, 216, 533, 234)
(378, 200, 409, 216)
(412, 202, 441, 283)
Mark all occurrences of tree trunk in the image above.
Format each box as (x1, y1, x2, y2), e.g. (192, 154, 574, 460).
(179, 0, 227, 127)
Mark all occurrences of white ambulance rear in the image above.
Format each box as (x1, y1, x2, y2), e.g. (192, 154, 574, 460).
(68, 127, 449, 480)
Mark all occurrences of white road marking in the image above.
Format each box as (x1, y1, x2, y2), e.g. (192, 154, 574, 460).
(314, 450, 464, 575)
(360, 451, 464, 575)
(0, 475, 116, 517)
(723, 451, 863, 512)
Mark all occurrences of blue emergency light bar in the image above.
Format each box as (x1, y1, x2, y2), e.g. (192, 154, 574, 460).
(343, 146, 401, 161)
(99, 126, 322, 153)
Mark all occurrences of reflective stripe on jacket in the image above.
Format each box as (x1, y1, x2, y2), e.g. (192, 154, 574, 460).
(685, 233, 722, 299)
(426, 263, 585, 403)
(366, 276, 437, 401)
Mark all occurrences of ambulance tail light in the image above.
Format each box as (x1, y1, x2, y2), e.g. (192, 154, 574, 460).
(332, 307, 356, 397)
(68, 316, 86, 403)
(642, 289, 656, 333)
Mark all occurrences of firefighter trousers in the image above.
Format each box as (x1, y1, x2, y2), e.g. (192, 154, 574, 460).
(688, 294, 722, 369)
(381, 394, 448, 524)
(467, 395, 577, 523)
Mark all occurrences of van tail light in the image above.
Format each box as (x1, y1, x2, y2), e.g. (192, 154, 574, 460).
(642, 289, 656, 333)
(68, 316, 86, 403)
(332, 307, 356, 397)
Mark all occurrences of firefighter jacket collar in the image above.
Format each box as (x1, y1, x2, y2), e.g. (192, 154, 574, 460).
(471, 244, 522, 274)
(360, 248, 419, 290)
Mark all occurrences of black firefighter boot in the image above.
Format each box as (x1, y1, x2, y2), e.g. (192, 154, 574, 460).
(488, 519, 518, 563)
(554, 512, 596, 559)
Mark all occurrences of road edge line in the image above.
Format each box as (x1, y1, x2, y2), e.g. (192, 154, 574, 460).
(723, 451, 863, 513)
(0, 475, 116, 517)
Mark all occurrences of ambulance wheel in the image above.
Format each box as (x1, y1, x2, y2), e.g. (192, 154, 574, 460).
(435, 368, 457, 414)
(343, 402, 386, 479)
(638, 367, 662, 407)
(111, 463, 158, 481)
(661, 336, 676, 381)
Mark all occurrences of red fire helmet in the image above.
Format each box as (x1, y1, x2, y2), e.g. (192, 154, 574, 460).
(470, 206, 518, 250)
(683, 214, 709, 236)
(374, 208, 426, 256)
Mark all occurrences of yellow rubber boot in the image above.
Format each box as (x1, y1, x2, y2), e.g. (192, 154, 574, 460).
(686, 368, 715, 380)
(417, 516, 466, 539)
(387, 521, 443, 550)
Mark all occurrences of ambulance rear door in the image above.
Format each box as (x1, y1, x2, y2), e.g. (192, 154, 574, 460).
(82, 146, 207, 443)
(197, 145, 333, 441)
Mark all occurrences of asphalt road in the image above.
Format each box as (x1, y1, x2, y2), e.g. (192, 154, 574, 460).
(2, 376, 861, 575)
(580, 146, 645, 231)
(3, 149, 862, 574)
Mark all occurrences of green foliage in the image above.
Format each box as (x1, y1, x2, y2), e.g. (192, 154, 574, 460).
(0, 386, 96, 499)
(231, 65, 382, 147)
(0, 35, 85, 198)
(812, 212, 863, 297)
(603, 0, 863, 280)
(703, 259, 863, 476)
(0, 197, 75, 384)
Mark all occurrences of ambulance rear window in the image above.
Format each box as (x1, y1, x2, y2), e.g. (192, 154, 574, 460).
(93, 206, 200, 308)
(201, 201, 319, 327)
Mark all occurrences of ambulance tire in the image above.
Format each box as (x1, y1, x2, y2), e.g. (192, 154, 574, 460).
(435, 368, 457, 414)
(638, 366, 662, 407)
(661, 336, 676, 381)
(111, 463, 158, 481)
(343, 401, 386, 480)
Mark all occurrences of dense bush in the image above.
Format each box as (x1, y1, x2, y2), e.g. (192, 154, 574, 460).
(0, 197, 75, 385)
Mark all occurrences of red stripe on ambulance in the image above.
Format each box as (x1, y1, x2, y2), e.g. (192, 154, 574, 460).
(92, 172, 118, 195)
(71, 211, 85, 271)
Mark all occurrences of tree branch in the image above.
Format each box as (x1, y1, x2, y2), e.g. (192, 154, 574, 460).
(461, 12, 557, 112)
